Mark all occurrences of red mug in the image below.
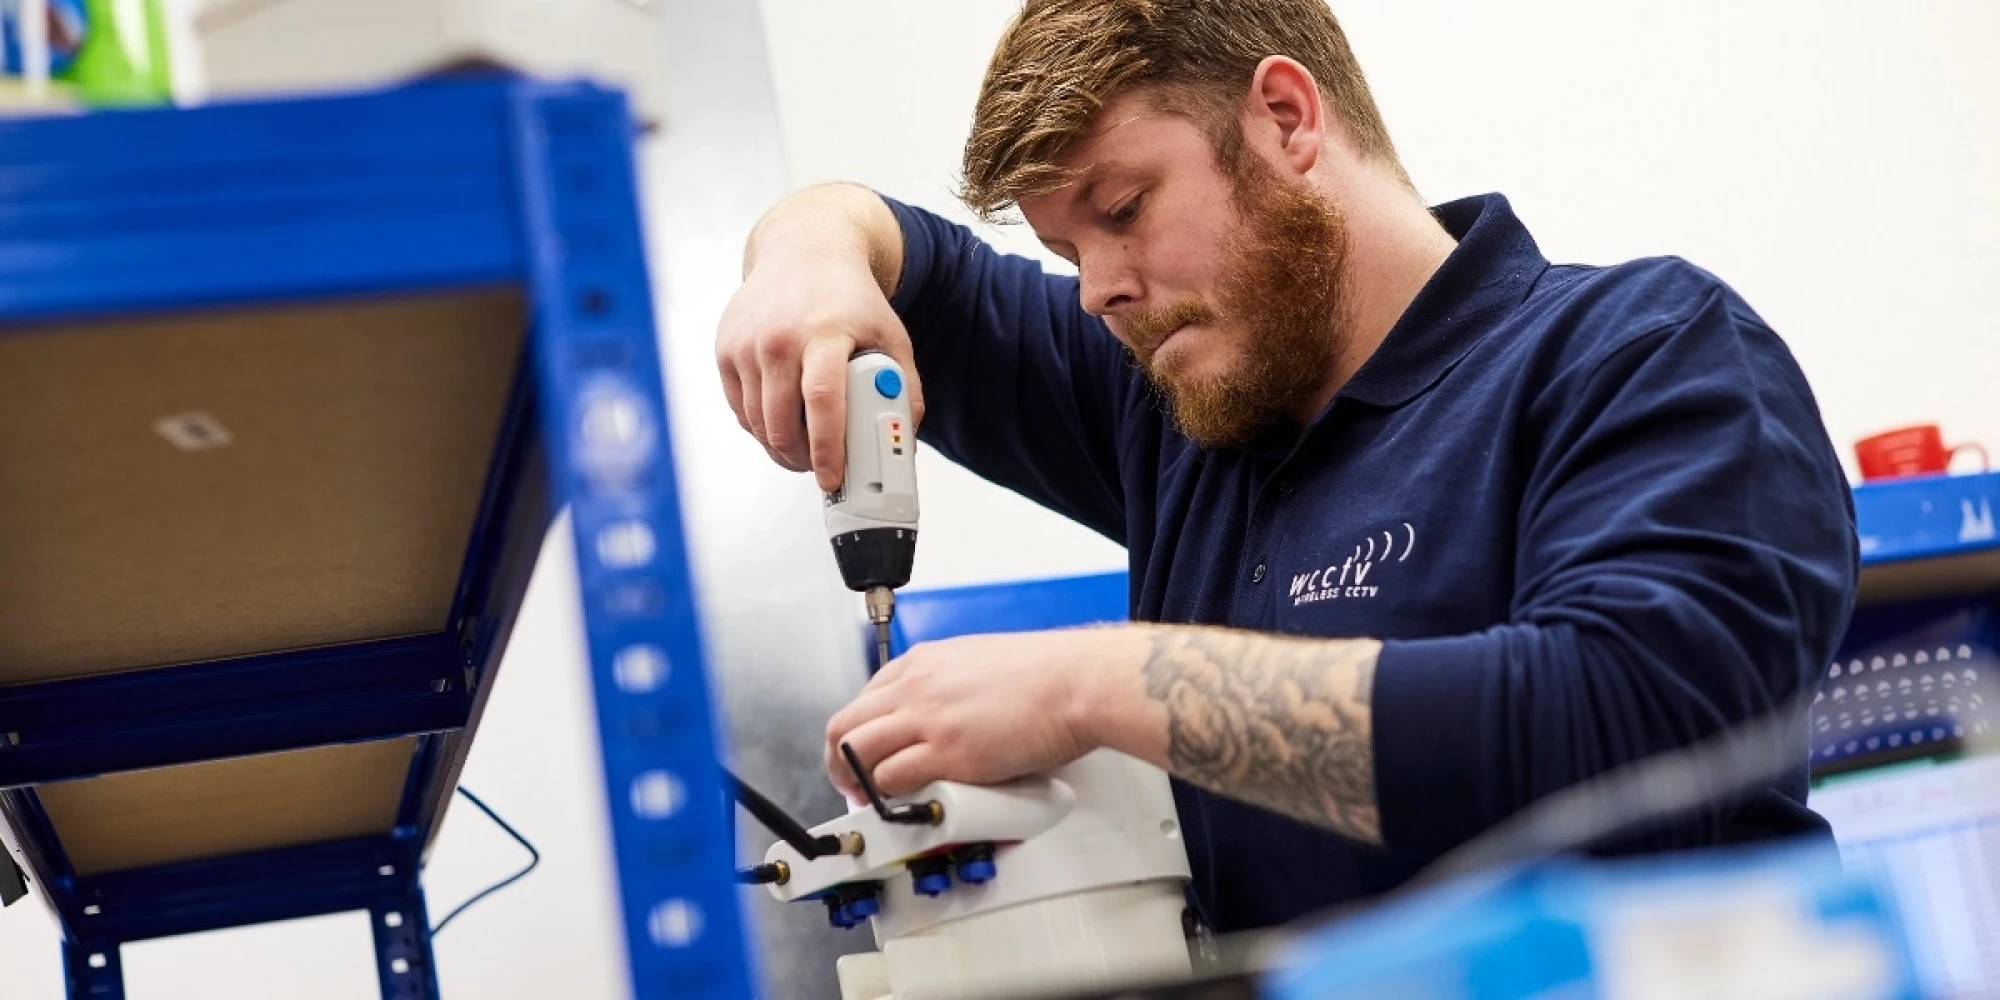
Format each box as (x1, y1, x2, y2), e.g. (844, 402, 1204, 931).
(1854, 424, 1988, 481)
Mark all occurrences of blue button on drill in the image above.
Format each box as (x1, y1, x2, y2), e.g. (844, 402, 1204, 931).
(874, 368, 903, 399)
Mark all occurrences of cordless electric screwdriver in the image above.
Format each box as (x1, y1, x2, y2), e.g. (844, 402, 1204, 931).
(823, 352, 918, 668)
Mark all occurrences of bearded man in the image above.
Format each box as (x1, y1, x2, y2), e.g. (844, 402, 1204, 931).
(715, 0, 1857, 934)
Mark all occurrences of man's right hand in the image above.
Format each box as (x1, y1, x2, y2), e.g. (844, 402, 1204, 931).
(716, 184, 923, 493)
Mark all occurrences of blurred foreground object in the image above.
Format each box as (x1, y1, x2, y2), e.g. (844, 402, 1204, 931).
(0, 0, 170, 107)
(1264, 844, 1922, 1000)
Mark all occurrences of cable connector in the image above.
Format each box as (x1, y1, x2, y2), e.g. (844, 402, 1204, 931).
(735, 861, 790, 886)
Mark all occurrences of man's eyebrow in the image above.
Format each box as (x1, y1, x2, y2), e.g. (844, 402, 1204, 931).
(1062, 113, 1149, 206)
(1076, 169, 1103, 206)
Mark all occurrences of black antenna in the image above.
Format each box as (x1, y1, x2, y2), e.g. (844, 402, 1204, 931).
(723, 765, 842, 859)
(839, 742, 942, 826)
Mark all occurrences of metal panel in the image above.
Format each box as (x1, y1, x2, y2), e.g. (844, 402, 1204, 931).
(372, 886, 442, 1000)
(0, 635, 466, 788)
(508, 83, 757, 997)
(0, 79, 525, 326)
(71, 835, 416, 944)
(63, 939, 123, 1000)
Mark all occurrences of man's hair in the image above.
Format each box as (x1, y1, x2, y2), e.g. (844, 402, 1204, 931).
(960, 0, 1404, 222)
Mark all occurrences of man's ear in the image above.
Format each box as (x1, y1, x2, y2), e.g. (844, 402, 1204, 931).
(1246, 56, 1325, 176)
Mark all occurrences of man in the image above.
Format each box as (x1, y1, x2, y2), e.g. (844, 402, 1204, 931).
(716, 0, 1856, 934)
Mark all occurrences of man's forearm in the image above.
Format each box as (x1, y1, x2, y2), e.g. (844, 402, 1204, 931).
(743, 182, 905, 298)
(1092, 626, 1384, 845)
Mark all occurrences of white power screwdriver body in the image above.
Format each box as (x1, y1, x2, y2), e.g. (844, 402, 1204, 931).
(824, 352, 919, 667)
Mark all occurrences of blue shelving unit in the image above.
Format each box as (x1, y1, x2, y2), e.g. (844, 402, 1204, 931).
(0, 78, 752, 998)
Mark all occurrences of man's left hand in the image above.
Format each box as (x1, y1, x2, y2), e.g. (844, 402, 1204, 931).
(824, 627, 1150, 801)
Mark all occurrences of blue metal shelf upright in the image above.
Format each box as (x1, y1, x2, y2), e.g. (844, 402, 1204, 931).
(0, 78, 752, 998)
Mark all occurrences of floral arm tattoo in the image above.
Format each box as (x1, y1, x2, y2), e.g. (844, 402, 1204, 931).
(1140, 628, 1383, 845)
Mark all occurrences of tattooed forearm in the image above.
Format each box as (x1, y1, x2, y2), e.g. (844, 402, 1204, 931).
(1140, 628, 1383, 844)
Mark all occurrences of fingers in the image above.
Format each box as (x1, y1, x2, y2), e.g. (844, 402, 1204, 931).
(827, 712, 918, 802)
(872, 742, 941, 798)
(800, 336, 852, 492)
(718, 360, 750, 435)
(824, 674, 903, 764)
(737, 355, 767, 450)
(758, 339, 808, 472)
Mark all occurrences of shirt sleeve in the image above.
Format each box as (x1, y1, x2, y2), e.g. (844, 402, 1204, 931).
(1370, 281, 1859, 857)
(880, 195, 1139, 543)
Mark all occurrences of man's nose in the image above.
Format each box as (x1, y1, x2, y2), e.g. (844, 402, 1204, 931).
(1077, 257, 1140, 316)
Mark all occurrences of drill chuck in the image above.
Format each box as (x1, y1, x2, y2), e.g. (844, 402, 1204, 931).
(830, 527, 916, 594)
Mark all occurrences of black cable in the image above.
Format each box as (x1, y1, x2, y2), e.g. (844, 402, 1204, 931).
(723, 765, 841, 859)
(430, 787, 541, 936)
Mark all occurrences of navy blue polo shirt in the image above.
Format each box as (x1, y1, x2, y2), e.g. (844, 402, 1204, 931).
(881, 191, 1857, 933)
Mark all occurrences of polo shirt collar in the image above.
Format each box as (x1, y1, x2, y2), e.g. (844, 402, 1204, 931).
(1335, 192, 1550, 410)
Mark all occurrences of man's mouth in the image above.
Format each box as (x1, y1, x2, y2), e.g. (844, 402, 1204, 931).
(1151, 323, 1192, 355)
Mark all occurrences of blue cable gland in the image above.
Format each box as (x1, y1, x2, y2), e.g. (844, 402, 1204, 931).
(956, 857, 997, 884)
(913, 869, 952, 897)
(846, 895, 881, 920)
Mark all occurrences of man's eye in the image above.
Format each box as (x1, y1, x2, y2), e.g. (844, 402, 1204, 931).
(1109, 195, 1143, 226)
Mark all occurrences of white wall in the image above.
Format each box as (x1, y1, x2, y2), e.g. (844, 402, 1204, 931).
(1335, 1, 2000, 473)
(4, 2, 1997, 998)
